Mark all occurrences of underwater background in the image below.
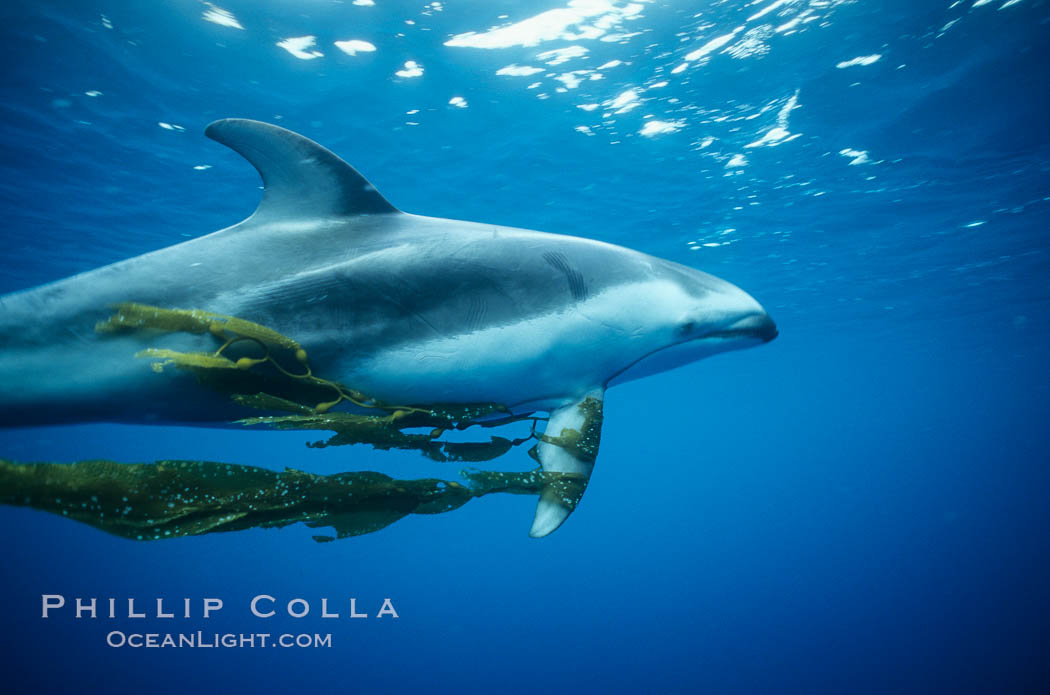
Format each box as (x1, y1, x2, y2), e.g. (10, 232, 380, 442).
(1, 0, 1048, 692)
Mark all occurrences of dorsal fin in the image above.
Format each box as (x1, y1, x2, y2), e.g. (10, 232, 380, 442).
(205, 118, 398, 223)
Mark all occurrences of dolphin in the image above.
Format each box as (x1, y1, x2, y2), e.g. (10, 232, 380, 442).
(0, 119, 776, 536)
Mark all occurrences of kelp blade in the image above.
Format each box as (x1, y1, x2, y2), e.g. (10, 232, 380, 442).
(0, 458, 582, 542)
(94, 303, 538, 462)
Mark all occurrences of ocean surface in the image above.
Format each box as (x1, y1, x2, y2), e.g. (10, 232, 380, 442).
(1, 0, 1048, 692)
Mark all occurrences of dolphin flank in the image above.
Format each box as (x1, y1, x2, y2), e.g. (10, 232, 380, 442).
(0, 119, 776, 537)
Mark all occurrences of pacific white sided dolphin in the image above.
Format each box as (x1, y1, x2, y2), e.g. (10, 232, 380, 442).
(0, 119, 776, 536)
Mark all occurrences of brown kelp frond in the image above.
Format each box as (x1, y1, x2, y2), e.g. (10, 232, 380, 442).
(0, 458, 584, 542)
(237, 411, 531, 463)
(95, 303, 544, 461)
(95, 302, 301, 353)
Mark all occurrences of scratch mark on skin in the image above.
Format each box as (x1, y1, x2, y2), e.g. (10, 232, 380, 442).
(542, 251, 588, 301)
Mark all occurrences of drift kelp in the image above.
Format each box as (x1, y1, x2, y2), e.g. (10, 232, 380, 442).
(0, 458, 584, 542)
(0, 302, 570, 541)
(95, 302, 540, 462)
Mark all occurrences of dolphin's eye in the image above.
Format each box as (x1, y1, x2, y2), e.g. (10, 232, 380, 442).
(677, 321, 697, 337)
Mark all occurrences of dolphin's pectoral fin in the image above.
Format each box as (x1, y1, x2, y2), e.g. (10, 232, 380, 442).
(205, 118, 399, 223)
(528, 388, 604, 538)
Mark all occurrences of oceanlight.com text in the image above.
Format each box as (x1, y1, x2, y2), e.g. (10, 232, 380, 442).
(105, 631, 332, 648)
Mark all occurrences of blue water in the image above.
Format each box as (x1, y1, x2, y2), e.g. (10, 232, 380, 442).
(2, 0, 1049, 692)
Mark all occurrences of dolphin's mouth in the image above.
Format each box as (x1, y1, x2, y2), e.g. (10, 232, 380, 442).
(606, 312, 778, 387)
(703, 313, 778, 343)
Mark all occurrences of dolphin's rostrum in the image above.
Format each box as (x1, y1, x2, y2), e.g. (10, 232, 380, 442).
(0, 119, 776, 537)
